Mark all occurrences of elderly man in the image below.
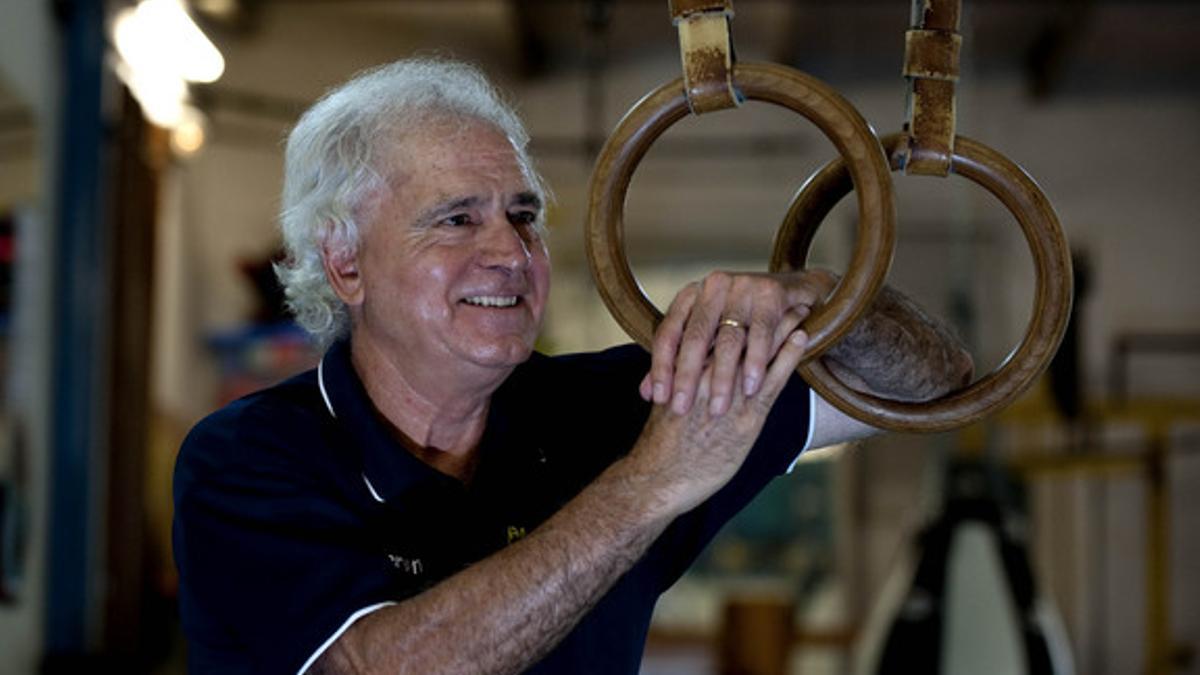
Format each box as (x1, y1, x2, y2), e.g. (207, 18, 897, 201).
(174, 59, 971, 674)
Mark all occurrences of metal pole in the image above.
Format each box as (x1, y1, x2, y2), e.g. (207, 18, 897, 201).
(45, 0, 107, 659)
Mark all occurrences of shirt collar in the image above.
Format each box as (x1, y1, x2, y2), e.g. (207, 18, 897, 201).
(317, 338, 460, 504)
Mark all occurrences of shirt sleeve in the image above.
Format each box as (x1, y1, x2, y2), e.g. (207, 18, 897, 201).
(173, 406, 398, 674)
(786, 387, 820, 473)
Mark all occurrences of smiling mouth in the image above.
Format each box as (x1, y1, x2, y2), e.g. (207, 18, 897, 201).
(462, 295, 521, 308)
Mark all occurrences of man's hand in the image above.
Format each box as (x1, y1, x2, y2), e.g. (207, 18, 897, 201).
(631, 328, 811, 514)
(314, 330, 810, 675)
(821, 279, 974, 402)
(639, 269, 836, 417)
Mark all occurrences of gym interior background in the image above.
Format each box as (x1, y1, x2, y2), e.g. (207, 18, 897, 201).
(1, 0, 1197, 673)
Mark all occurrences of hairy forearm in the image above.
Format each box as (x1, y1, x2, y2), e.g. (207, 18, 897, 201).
(313, 322, 809, 675)
(314, 455, 679, 675)
(822, 283, 973, 402)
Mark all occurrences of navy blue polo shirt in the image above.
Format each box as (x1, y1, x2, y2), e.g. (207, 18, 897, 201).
(174, 339, 813, 674)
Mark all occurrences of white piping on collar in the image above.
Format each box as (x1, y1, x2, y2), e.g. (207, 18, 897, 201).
(363, 474, 385, 504)
(319, 356, 386, 504)
(317, 357, 336, 418)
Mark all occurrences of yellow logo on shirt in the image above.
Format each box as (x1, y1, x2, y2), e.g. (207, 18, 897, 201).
(388, 554, 424, 575)
(506, 526, 526, 544)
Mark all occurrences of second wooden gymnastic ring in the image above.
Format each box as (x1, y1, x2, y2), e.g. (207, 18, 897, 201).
(586, 61, 896, 359)
(770, 132, 1073, 432)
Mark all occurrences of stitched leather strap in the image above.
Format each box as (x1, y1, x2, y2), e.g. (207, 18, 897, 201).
(669, 0, 740, 114)
(668, 0, 732, 20)
(902, 0, 962, 176)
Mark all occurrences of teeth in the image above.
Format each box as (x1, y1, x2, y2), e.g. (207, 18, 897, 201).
(464, 295, 519, 308)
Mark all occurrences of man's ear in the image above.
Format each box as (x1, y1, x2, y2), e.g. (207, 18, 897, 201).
(321, 236, 364, 307)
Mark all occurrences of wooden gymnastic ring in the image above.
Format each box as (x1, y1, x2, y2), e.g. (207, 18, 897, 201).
(586, 61, 896, 359)
(770, 132, 1073, 432)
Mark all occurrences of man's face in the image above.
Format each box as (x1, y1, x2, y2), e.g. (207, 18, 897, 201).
(346, 118, 550, 377)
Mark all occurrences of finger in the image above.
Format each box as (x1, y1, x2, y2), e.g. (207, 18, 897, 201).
(639, 372, 652, 402)
(742, 308, 806, 401)
(757, 329, 809, 401)
(769, 307, 809, 356)
(671, 273, 731, 414)
(742, 301, 777, 398)
(709, 322, 746, 416)
(727, 357, 749, 408)
(696, 360, 715, 413)
(783, 269, 837, 308)
(649, 284, 699, 404)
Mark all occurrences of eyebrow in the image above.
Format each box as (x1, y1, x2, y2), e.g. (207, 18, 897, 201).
(413, 195, 483, 229)
(512, 191, 543, 211)
(413, 192, 543, 228)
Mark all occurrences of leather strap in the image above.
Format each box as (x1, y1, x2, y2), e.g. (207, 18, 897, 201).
(904, 29, 961, 81)
(668, 0, 732, 20)
(901, 0, 961, 176)
(669, 0, 740, 114)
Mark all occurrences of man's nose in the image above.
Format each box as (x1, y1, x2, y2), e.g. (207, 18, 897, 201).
(479, 216, 532, 271)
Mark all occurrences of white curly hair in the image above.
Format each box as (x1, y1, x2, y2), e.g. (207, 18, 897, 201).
(275, 58, 548, 349)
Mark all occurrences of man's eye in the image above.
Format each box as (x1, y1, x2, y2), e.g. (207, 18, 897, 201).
(508, 211, 538, 227)
(443, 213, 474, 227)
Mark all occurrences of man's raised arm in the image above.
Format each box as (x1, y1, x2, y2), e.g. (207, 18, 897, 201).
(311, 332, 811, 675)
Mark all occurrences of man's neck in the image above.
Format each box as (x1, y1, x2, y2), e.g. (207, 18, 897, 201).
(349, 336, 509, 482)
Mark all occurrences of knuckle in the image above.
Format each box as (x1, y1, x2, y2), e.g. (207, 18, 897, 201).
(714, 329, 742, 348)
(748, 313, 773, 332)
(757, 283, 785, 306)
(682, 319, 709, 341)
(716, 366, 737, 385)
(653, 329, 677, 350)
(702, 271, 732, 294)
(740, 340, 760, 360)
(668, 287, 695, 312)
(686, 309, 717, 334)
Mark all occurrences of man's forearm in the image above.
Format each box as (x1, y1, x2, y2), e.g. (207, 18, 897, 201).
(314, 454, 678, 675)
(313, 327, 811, 675)
(822, 283, 974, 402)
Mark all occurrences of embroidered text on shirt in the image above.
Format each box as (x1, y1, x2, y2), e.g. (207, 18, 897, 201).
(388, 554, 424, 575)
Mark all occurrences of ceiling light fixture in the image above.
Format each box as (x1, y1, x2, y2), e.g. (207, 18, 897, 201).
(111, 0, 224, 153)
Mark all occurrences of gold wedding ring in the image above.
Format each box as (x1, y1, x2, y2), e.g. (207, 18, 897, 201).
(719, 318, 744, 330)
